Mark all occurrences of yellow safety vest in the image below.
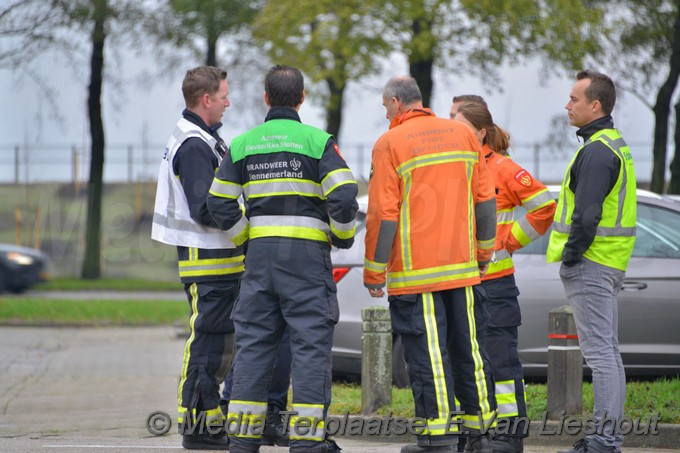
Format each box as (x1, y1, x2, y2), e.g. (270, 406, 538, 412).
(546, 129, 636, 271)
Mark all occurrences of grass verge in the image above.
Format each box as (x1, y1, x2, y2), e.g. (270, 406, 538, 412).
(0, 298, 186, 325)
(37, 277, 182, 291)
(331, 380, 680, 423)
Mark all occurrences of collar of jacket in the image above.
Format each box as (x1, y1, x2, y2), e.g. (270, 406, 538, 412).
(389, 107, 435, 129)
(182, 108, 223, 135)
(265, 106, 302, 123)
(576, 114, 614, 142)
(483, 143, 496, 160)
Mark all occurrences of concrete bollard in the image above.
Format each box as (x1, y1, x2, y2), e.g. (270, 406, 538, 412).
(361, 306, 392, 414)
(547, 304, 583, 420)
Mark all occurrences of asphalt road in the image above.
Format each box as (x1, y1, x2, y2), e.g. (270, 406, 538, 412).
(0, 326, 677, 452)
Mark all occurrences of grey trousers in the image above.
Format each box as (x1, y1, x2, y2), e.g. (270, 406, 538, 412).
(559, 257, 626, 450)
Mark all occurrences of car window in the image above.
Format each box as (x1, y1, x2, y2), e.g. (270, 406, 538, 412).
(633, 203, 680, 258)
(512, 201, 680, 258)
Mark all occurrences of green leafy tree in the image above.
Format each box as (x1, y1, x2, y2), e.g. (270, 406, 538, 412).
(384, 0, 604, 108)
(163, 0, 259, 66)
(252, 0, 390, 139)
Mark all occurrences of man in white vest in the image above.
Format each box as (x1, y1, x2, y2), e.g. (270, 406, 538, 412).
(151, 65, 244, 450)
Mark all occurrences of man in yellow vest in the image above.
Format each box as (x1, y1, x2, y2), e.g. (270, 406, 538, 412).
(547, 70, 636, 453)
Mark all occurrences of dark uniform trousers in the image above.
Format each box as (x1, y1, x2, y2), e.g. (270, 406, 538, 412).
(480, 274, 528, 437)
(227, 238, 338, 453)
(178, 279, 239, 429)
(389, 286, 497, 447)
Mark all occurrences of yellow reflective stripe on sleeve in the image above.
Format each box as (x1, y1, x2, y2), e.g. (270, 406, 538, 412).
(422, 293, 450, 422)
(477, 237, 495, 251)
(467, 162, 475, 265)
(511, 217, 540, 247)
(177, 283, 199, 417)
(364, 258, 387, 273)
(209, 178, 242, 199)
(329, 217, 356, 240)
(228, 216, 249, 245)
(243, 178, 323, 199)
(522, 188, 555, 213)
(497, 209, 515, 225)
(321, 168, 356, 196)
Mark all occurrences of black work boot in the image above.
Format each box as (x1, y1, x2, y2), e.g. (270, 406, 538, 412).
(290, 438, 342, 452)
(464, 431, 493, 453)
(400, 444, 456, 453)
(261, 405, 290, 446)
(492, 434, 523, 453)
(182, 428, 229, 450)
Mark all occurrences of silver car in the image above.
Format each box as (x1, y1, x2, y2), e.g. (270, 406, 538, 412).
(330, 188, 680, 382)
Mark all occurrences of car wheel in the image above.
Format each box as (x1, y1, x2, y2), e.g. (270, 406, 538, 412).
(392, 335, 410, 388)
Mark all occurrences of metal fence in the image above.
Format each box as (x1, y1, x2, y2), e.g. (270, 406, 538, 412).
(0, 141, 656, 186)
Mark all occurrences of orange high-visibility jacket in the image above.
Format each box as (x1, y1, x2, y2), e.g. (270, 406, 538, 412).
(364, 109, 497, 296)
(482, 146, 556, 281)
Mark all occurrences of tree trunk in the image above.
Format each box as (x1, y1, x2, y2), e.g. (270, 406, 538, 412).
(325, 77, 346, 142)
(408, 17, 434, 108)
(668, 98, 680, 194)
(410, 59, 434, 108)
(650, 7, 680, 193)
(206, 21, 217, 66)
(81, 0, 107, 279)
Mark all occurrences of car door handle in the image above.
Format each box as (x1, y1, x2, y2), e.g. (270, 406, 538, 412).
(621, 281, 648, 291)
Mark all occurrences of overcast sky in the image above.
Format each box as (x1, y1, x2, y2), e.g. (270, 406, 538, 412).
(0, 52, 660, 184)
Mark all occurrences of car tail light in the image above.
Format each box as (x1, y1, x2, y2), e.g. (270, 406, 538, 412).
(332, 267, 351, 283)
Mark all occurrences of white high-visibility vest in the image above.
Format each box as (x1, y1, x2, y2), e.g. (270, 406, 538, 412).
(151, 117, 236, 249)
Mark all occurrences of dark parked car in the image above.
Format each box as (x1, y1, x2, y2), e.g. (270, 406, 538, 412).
(0, 243, 50, 294)
(331, 188, 680, 382)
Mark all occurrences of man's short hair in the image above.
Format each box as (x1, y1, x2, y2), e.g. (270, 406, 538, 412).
(452, 94, 487, 108)
(383, 76, 422, 106)
(265, 65, 304, 107)
(182, 66, 227, 108)
(576, 70, 616, 115)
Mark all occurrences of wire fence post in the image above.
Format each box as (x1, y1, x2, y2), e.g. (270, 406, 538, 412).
(14, 145, 19, 185)
(533, 142, 540, 180)
(128, 144, 133, 183)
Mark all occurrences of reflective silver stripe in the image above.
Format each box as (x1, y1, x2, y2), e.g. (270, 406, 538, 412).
(396, 151, 478, 176)
(516, 216, 541, 241)
(497, 402, 519, 417)
(494, 249, 511, 261)
(227, 215, 249, 238)
(552, 222, 635, 237)
(587, 133, 631, 231)
(250, 215, 330, 233)
(243, 179, 323, 199)
(497, 209, 515, 224)
(229, 401, 267, 414)
(179, 262, 244, 274)
(329, 217, 356, 239)
(388, 264, 479, 286)
(210, 178, 242, 199)
(522, 189, 554, 212)
(289, 405, 324, 441)
(321, 168, 356, 196)
(495, 381, 515, 395)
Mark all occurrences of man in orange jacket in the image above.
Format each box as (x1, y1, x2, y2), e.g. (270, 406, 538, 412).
(364, 76, 497, 453)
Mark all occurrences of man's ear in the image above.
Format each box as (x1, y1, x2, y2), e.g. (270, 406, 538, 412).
(264, 91, 271, 107)
(591, 99, 602, 115)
